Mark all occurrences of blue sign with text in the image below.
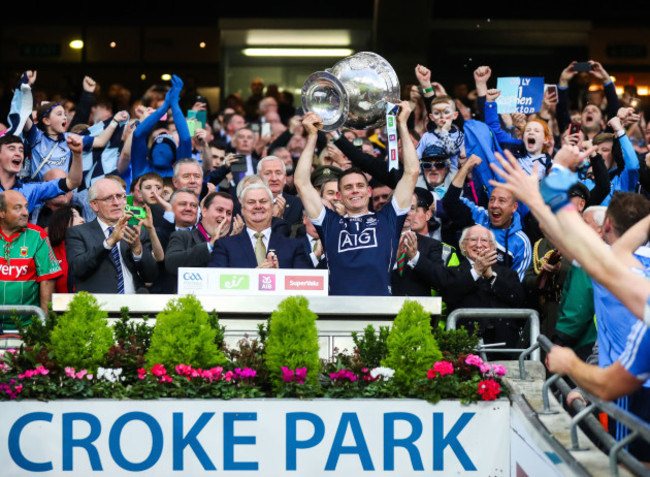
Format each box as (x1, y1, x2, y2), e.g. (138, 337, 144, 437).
(496, 77, 545, 114)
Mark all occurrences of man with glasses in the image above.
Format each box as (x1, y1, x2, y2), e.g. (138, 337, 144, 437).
(66, 177, 158, 293)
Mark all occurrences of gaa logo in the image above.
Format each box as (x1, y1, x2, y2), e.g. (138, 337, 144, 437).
(182, 272, 203, 281)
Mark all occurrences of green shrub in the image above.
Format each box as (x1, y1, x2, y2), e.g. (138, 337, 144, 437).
(145, 295, 226, 369)
(265, 296, 320, 391)
(352, 324, 390, 368)
(50, 292, 114, 373)
(433, 323, 480, 360)
(382, 300, 442, 388)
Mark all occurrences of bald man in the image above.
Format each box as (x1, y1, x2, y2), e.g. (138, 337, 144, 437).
(0, 190, 61, 324)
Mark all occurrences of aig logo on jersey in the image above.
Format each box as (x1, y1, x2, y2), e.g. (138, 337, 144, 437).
(338, 228, 377, 252)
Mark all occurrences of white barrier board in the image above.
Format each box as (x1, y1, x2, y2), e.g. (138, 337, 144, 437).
(178, 267, 329, 296)
(0, 399, 509, 476)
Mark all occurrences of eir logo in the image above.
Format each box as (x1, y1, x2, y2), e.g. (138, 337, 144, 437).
(337, 228, 377, 252)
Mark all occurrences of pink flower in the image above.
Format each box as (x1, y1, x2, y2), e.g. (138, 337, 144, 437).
(15, 384, 22, 393)
(479, 363, 491, 374)
(75, 370, 87, 380)
(295, 367, 307, 384)
(159, 374, 172, 384)
(137, 368, 147, 380)
(151, 364, 167, 377)
(175, 364, 192, 376)
(465, 354, 484, 367)
(64, 367, 76, 378)
(330, 369, 357, 382)
(430, 361, 454, 378)
(86, 374, 93, 380)
(478, 379, 501, 401)
(235, 367, 256, 379)
(281, 366, 294, 383)
(224, 370, 235, 382)
(35, 365, 49, 376)
(492, 364, 507, 376)
(207, 367, 223, 380)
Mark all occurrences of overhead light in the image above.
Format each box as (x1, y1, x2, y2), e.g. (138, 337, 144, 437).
(161, 74, 172, 81)
(615, 87, 624, 95)
(69, 40, 84, 49)
(199, 42, 206, 48)
(638, 87, 649, 96)
(243, 48, 353, 57)
(588, 84, 601, 92)
(609, 75, 616, 83)
(140, 74, 147, 80)
(247, 30, 351, 46)
(110, 42, 116, 48)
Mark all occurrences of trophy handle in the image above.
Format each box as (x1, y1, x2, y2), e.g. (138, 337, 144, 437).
(301, 71, 350, 132)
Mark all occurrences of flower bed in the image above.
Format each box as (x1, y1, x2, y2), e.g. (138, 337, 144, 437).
(0, 294, 507, 403)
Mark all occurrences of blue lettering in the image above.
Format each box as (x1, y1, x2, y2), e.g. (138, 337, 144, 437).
(8, 412, 53, 472)
(109, 412, 163, 471)
(62, 413, 103, 471)
(223, 412, 258, 470)
(173, 412, 216, 471)
(384, 413, 423, 471)
(433, 412, 476, 471)
(325, 413, 374, 471)
(286, 412, 325, 470)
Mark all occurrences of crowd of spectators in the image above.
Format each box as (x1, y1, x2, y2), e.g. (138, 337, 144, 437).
(1, 59, 650, 456)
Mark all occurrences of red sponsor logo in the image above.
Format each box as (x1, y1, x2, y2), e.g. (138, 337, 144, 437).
(390, 150, 396, 160)
(285, 276, 325, 291)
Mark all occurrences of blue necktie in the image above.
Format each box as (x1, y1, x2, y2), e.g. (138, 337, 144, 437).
(107, 227, 125, 294)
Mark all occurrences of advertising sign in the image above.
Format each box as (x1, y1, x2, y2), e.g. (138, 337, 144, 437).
(178, 268, 329, 296)
(0, 399, 509, 476)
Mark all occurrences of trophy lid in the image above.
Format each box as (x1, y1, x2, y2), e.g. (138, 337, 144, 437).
(301, 71, 349, 132)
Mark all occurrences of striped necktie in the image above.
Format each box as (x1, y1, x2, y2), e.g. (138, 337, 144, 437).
(107, 227, 125, 294)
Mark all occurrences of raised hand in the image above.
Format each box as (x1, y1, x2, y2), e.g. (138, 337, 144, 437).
(66, 134, 83, 155)
(83, 76, 97, 93)
(559, 61, 578, 87)
(486, 89, 501, 102)
(414, 64, 432, 87)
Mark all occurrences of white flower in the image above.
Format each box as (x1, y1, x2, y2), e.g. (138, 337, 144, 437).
(370, 367, 395, 380)
(97, 367, 123, 383)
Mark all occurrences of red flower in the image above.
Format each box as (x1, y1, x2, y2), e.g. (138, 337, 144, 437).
(428, 361, 454, 379)
(478, 379, 501, 401)
(151, 364, 167, 377)
(137, 368, 147, 380)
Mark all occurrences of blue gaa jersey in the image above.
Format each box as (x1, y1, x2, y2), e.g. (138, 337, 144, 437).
(592, 246, 650, 388)
(311, 197, 409, 296)
(619, 321, 650, 382)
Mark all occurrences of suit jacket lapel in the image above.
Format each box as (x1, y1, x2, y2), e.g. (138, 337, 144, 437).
(236, 230, 258, 268)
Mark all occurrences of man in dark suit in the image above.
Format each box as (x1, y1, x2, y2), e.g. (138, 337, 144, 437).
(257, 156, 303, 226)
(413, 224, 525, 350)
(165, 192, 238, 281)
(66, 178, 158, 293)
(209, 183, 311, 269)
(392, 191, 449, 296)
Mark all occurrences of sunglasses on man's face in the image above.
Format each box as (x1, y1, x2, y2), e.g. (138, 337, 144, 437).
(421, 161, 449, 170)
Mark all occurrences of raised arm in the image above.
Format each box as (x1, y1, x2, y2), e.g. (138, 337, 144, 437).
(168, 75, 192, 159)
(557, 62, 578, 134)
(490, 146, 650, 321)
(92, 111, 128, 148)
(392, 102, 419, 209)
(65, 134, 84, 190)
(69, 76, 97, 129)
(294, 113, 324, 219)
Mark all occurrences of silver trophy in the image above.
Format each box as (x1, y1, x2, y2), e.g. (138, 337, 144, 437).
(301, 51, 400, 132)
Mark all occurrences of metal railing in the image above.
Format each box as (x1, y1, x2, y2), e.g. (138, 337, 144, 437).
(528, 334, 650, 477)
(0, 305, 46, 327)
(446, 308, 540, 361)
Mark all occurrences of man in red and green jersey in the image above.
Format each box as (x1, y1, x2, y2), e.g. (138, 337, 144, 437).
(0, 190, 61, 328)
